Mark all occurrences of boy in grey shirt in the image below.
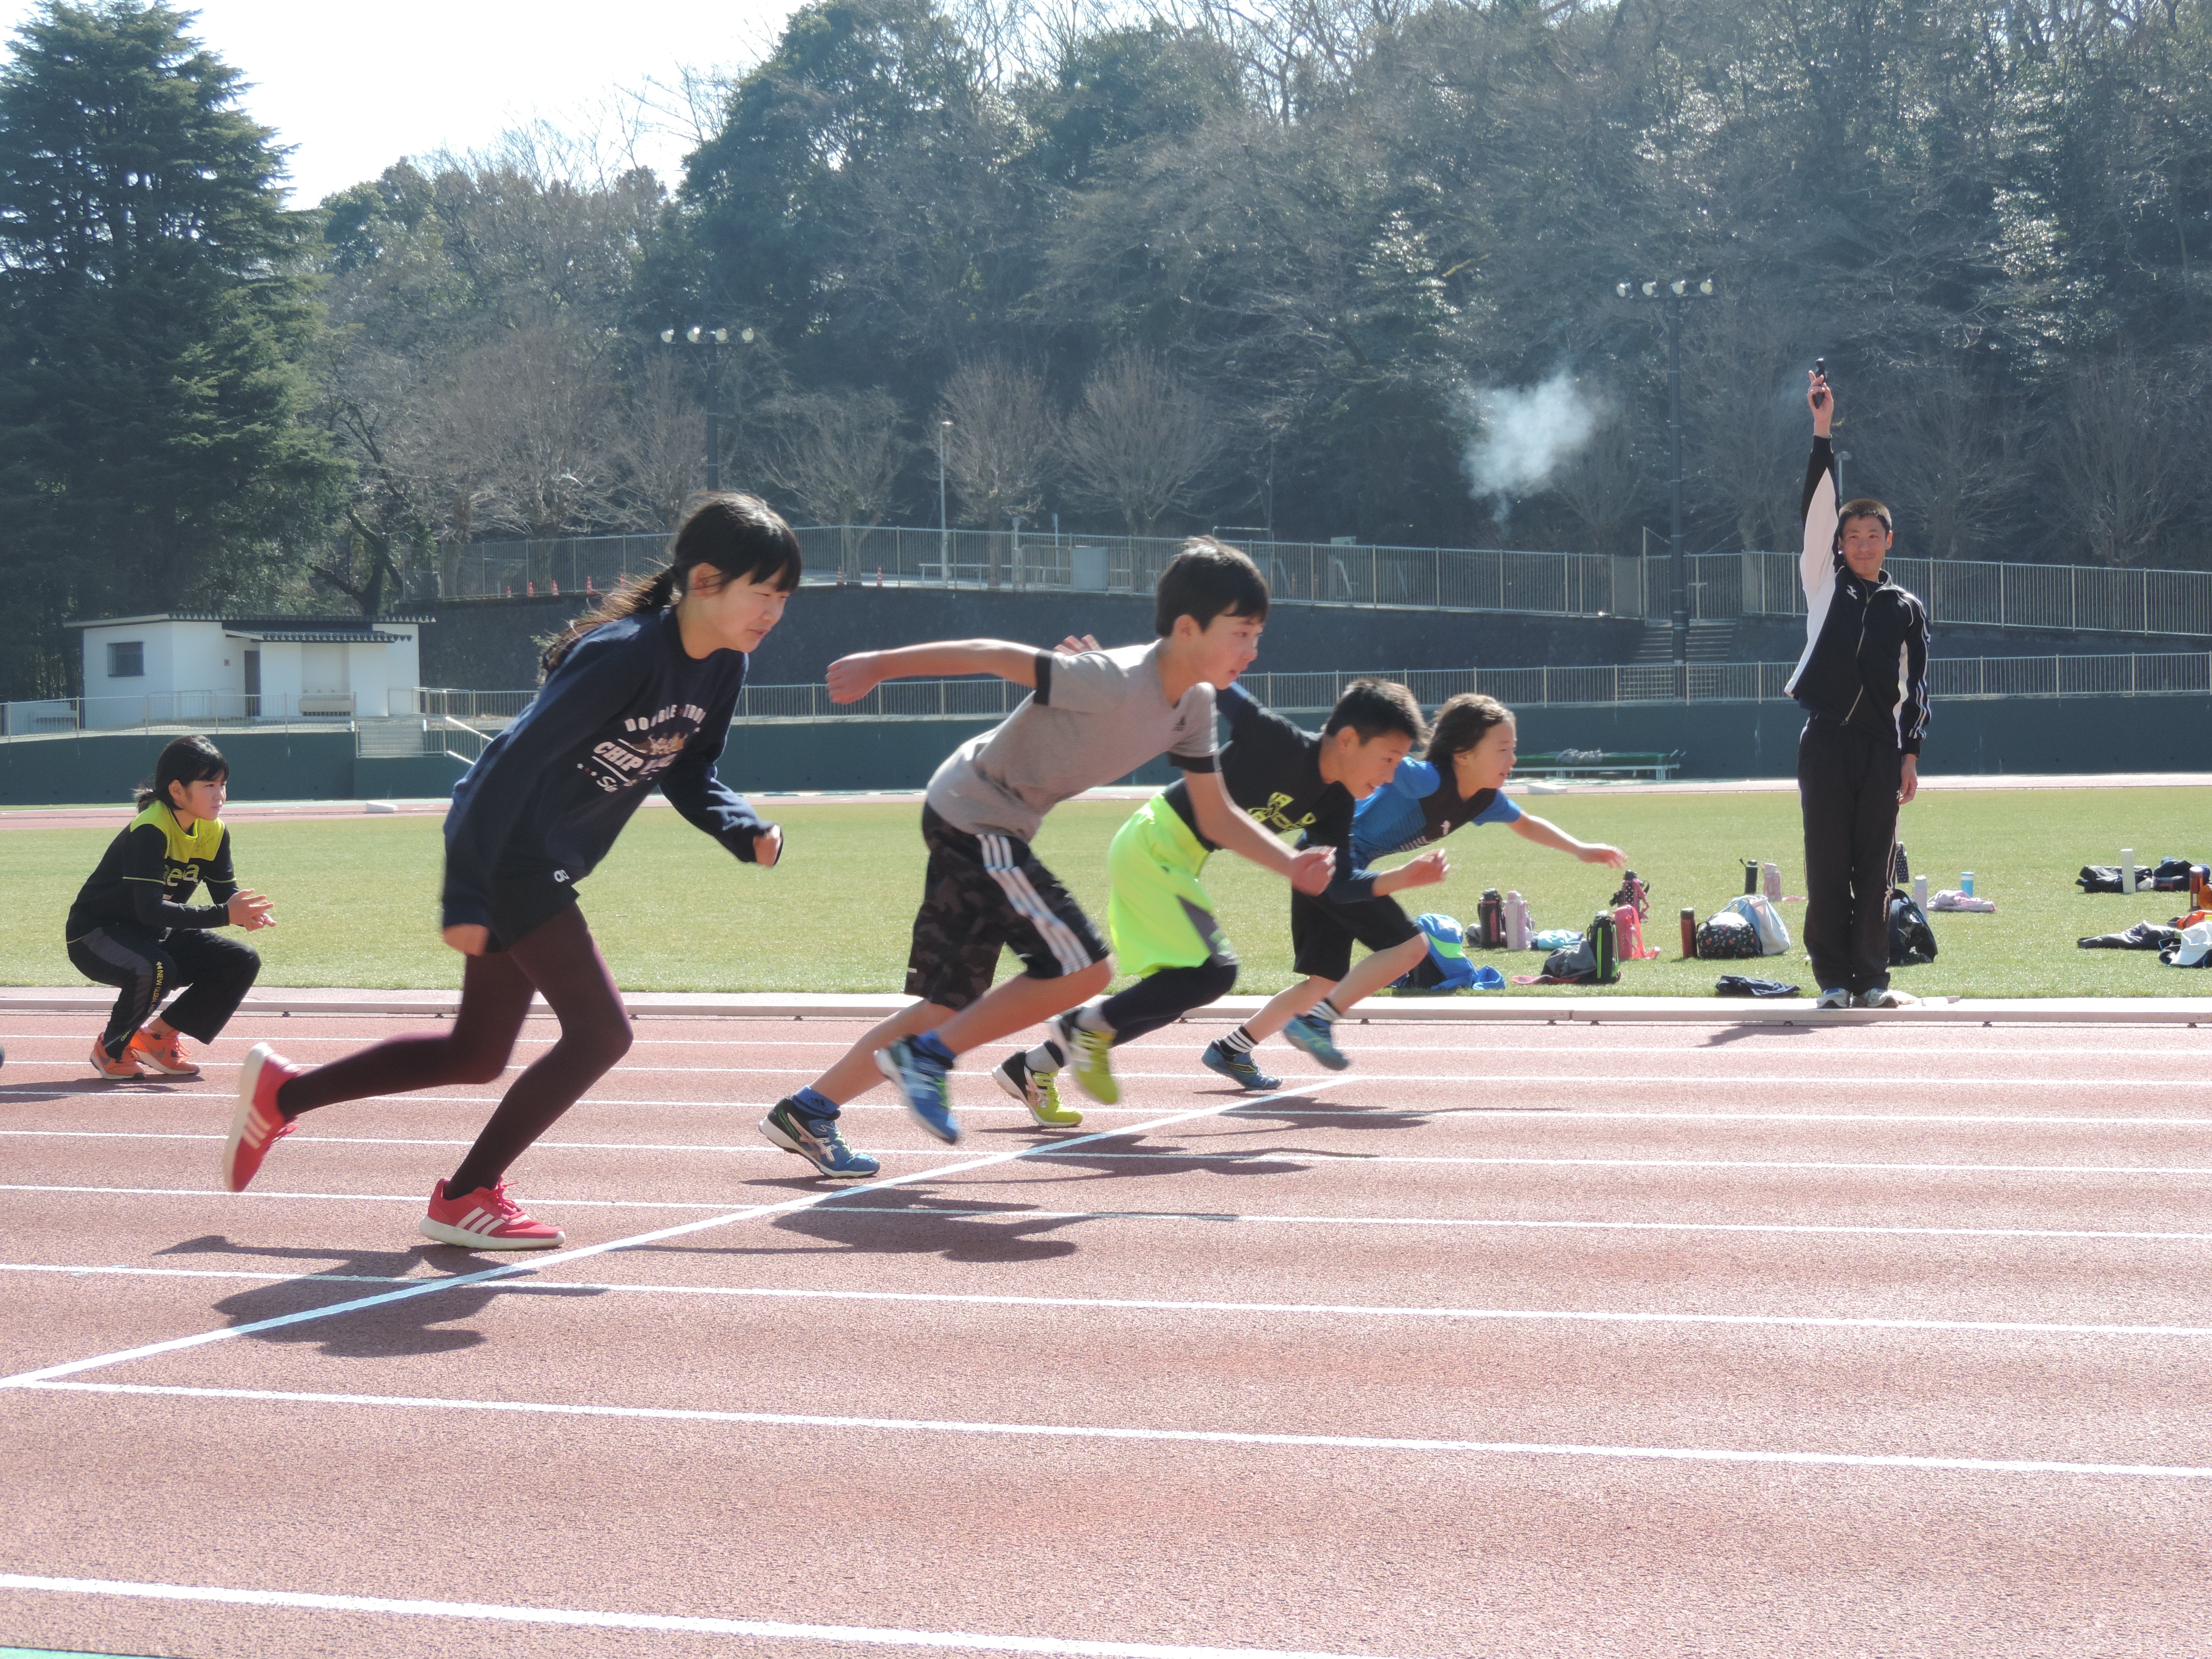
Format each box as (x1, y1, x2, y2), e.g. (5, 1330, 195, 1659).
(759, 540, 1333, 1172)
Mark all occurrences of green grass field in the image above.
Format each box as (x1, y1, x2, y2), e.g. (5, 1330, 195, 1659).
(6, 786, 2207, 998)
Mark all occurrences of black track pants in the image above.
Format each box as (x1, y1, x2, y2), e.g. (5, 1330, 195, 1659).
(68, 924, 261, 1059)
(1098, 961, 1240, 1047)
(1797, 718, 1903, 995)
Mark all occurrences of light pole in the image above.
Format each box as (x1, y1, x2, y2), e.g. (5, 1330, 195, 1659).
(938, 419, 953, 589)
(1617, 276, 1715, 701)
(660, 324, 754, 494)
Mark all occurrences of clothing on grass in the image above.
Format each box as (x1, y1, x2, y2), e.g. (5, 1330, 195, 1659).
(925, 639, 1217, 843)
(902, 806, 1110, 1014)
(441, 607, 765, 933)
(1785, 434, 1931, 754)
(1349, 758, 1520, 867)
(1798, 717, 1903, 995)
(70, 923, 260, 1059)
(275, 901, 631, 1195)
(66, 801, 239, 940)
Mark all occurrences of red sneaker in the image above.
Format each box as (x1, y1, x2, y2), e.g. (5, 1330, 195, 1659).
(419, 1180, 564, 1251)
(89, 1035, 141, 1080)
(129, 1027, 200, 1077)
(222, 1043, 300, 1192)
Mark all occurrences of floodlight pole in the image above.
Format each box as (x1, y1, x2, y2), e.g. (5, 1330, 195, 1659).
(1617, 277, 1715, 702)
(938, 420, 953, 589)
(660, 323, 752, 496)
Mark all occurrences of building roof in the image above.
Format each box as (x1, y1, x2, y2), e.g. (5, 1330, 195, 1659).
(222, 629, 414, 645)
(65, 613, 432, 630)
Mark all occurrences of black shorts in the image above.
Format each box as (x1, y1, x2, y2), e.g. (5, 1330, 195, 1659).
(1290, 888, 1420, 981)
(906, 807, 1110, 1011)
(487, 870, 581, 953)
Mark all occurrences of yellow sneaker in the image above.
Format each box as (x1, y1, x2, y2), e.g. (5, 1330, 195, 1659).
(993, 1052, 1082, 1128)
(1059, 1014, 1120, 1106)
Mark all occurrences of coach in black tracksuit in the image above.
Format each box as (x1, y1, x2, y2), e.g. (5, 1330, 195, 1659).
(1789, 371, 1931, 1007)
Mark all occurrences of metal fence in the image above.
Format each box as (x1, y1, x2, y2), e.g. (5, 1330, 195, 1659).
(0, 691, 366, 736)
(434, 528, 2212, 639)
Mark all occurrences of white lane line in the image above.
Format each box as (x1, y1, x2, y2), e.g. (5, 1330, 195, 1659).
(15, 1386, 2212, 1481)
(0, 1181, 937, 1208)
(1044, 1152, 2212, 1175)
(9, 1069, 2204, 1087)
(0, 1080, 1348, 1388)
(0, 1572, 1404, 1659)
(6, 1271, 2206, 1340)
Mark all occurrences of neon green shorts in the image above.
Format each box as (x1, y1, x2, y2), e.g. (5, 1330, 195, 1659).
(1106, 795, 1237, 980)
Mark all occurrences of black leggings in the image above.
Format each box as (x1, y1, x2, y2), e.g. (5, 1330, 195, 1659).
(276, 904, 632, 1195)
(69, 924, 261, 1059)
(1098, 961, 1240, 1047)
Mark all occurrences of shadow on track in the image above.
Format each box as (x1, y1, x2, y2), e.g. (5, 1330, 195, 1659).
(1701, 1024, 1824, 1048)
(154, 1233, 604, 1358)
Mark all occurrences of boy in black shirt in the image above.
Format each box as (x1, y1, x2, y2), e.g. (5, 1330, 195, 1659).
(999, 678, 1428, 1109)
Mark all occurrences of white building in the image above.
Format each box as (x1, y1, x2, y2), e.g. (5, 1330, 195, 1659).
(66, 613, 429, 729)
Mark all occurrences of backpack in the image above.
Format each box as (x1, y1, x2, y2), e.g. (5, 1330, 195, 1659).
(1887, 887, 1938, 965)
(1723, 894, 1791, 956)
(1394, 912, 1482, 992)
(1542, 910, 1621, 984)
(1696, 911, 1762, 960)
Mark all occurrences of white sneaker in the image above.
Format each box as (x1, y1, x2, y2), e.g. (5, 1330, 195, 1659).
(1856, 988, 1918, 1009)
(1814, 987, 1851, 1010)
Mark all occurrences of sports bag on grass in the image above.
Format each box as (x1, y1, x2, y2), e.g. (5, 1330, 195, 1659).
(1392, 913, 1484, 992)
(1887, 887, 1938, 966)
(1695, 911, 1762, 960)
(1723, 894, 1791, 956)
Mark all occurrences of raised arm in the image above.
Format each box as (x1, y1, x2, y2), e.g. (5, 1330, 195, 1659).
(827, 640, 1045, 704)
(1802, 370, 1839, 606)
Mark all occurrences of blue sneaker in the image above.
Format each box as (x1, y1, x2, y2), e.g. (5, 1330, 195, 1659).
(876, 1038, 961, 1144)
(1283, 1013, 1350, 1071)
(1201, 1040, 1281, 1092)
(759, 1098, 881, 1181)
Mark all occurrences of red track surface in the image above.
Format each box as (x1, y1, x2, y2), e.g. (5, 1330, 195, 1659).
(4, 1009, 2212, 1658)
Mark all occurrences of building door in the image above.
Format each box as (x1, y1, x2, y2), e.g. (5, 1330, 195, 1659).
(243, 648, 260, 718)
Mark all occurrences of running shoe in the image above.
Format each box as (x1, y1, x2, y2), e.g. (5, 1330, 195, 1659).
(993, 1053, 1082, 1128)
(222, 1042, 301, 1192)
(760, 1097, 883, 1179)
(1814, 987, 1851, 1011)
(1061, 1014, 1120, 1105)
(88, 1035, 141, 1080)
(877, 1037, 961, 1144)
(1855, 988, 1918, 1009)
(128, 1027, 199, 1077)
(1200, 1039, 1281, 1092)
(419, 1179, 564, 1250)
(1283, 1012, 1349, 1071)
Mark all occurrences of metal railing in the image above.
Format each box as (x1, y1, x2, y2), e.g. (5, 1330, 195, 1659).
(0, 690, 364, 737)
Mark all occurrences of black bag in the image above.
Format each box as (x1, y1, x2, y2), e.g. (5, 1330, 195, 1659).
(2078, 864, 2152, 894)
(1888, 887, 1938, 965)
(1696, 912, 1762, 960)
(1538, 913, 1621, 985)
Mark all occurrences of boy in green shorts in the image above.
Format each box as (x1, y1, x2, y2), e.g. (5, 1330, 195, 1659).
(998, 677, 1429, 1109)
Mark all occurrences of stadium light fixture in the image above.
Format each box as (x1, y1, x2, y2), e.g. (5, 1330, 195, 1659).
(661, 322, 756, 494)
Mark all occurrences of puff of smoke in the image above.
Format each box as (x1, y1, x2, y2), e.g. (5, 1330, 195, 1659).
(1456, 372, 1611, 522)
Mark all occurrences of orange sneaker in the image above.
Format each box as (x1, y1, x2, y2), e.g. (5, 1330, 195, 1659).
(89, 1036, 141, 1080)
(129, 1027, 200, 1078)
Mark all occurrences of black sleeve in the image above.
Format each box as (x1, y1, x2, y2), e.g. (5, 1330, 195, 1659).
(123, 824, 228, 930)
(1801, 434, 1834, 525)
(1032, 651, 1054, 705)
(1173, 752, 1219, 773)
(202, 828, 239, 905)
(660, 672, 769, 862)
(1898, 599, 1931, 758)
(1306, 796, 1378, 905)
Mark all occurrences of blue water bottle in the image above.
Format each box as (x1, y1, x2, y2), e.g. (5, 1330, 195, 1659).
(1960, 871, 1975, 897)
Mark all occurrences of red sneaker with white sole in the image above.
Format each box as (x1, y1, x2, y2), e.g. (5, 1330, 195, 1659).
(89, 1036, 141, 1080)
(223, 1042, 301, 1192)
(419, 1180, 564, 1251)
(129, 1027, 200, 1077)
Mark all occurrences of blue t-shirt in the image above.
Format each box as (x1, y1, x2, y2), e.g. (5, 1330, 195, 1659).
(1350, 757, 1521, 869)
(441, 608, 764, 930)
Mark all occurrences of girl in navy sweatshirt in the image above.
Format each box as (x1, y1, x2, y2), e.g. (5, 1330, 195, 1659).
(220, 495, 799, 1248)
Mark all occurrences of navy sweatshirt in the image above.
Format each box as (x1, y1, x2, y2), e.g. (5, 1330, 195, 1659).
(1786, 435, 1932, 755)
(441, 608, 765, 931)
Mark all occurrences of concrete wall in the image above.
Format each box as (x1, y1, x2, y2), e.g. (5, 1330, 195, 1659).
(0, 731, 465, 808)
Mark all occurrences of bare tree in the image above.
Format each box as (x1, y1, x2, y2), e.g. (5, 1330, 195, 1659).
(615, 353, 709, 532)
(1061, 349, 1223, 537)
(1549, 407, 1652, 557)
(761, 391, 910, 574)
(939, 358, 1059, 584)
(1856, 358, 2031, 560)
(460, 323, 624, 540)
(1686, 298, 1813, 552)
(2049, 353, 2202, 567)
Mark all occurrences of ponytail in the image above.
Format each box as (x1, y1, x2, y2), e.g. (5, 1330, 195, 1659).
(136, 734, 229, 811)
(540, 493, 803, 675)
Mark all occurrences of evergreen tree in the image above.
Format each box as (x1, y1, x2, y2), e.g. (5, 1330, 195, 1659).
(0, 0, 345, 696)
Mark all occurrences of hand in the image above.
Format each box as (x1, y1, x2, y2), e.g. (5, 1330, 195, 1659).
(1808, 369, 1833, 436)
(442, 924, 491, 956)
(1898, 754, 1919, 806)
(1057, 634, 1101, 654)
(1402, 849, 1450, 890)
(825, 653, 883, 704)
(226, 889, 275, 930)
(753, 823, 783, 867)
(1579, 843, 1628, 868)
(1288, 846, 1335, 895)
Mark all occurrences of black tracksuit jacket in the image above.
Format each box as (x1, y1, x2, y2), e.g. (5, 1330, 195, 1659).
(1786, 435, 1932, 754)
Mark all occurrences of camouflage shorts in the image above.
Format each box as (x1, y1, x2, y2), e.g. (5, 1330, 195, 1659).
(906, 808, 1109, 1010)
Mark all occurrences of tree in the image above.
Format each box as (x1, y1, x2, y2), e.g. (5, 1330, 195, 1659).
(615, 351, 710, 532)
(1060, 349, 1221, 536)
(0, 0, 345, 694)
(939, 357, 1058, 581)
(762, 390, 909, 572)
(2048, 353, 2202, 567)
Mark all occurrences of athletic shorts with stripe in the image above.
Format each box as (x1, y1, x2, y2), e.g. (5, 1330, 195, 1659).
(1107, 794, 1235, 981)
(1289, 887, 1421, 981)
(905, 806, 1110, 1010)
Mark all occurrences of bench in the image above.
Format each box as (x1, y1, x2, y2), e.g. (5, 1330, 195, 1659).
(1515, 750, 1682, 783)
(298, 694, 356, 716)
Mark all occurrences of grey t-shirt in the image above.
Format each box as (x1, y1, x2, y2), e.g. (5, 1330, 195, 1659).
(925, 640, 1220, 841)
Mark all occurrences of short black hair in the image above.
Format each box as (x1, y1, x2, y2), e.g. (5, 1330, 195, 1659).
(1154, 537, 1268, 637)
(1426, 692, 1514, 762)
(137, 735, 229, 811)
(1324, 678, 1428, 746)
(1837, 497, 1894, 539)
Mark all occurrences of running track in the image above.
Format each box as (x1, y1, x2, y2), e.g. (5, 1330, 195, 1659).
(3, 1008, 2211, 1658)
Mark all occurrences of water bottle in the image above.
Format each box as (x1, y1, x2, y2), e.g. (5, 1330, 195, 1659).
(1679, 907, 1698, 958)
(1762, 861, 1782, 901)
(1961, 871, 1975, 897)
(1742, 859, 1759, 896)
(1504, 891, 1531, 951)
(2121, 850, 2136, 895)
(1911, 874, 1928, 909)
(1478, 888, 1504, 950)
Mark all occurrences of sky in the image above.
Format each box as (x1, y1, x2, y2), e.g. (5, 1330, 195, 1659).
(0, 0, 806, 204)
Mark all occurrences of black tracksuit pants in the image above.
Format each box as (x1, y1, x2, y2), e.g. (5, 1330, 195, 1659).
(68, 923, 261, 1059)
(1797, 717, 1903, 995)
